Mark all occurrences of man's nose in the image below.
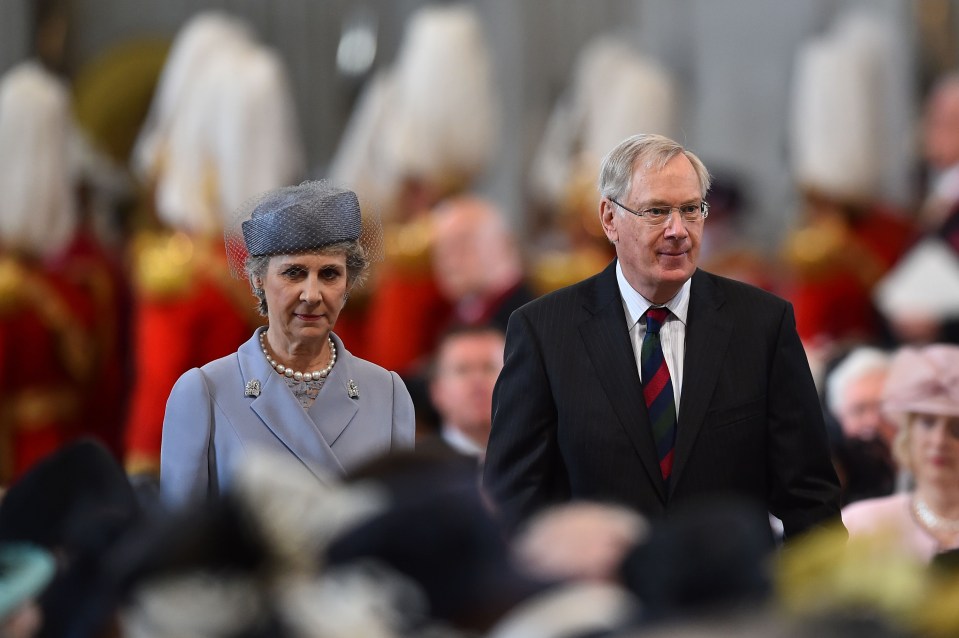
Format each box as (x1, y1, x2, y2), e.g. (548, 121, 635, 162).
(663, 210, 689, 238)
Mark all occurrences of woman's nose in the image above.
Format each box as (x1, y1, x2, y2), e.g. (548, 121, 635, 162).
(300, 278, 322, 303)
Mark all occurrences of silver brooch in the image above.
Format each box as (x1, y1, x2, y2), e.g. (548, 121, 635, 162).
(347, 379, 359, 399)
(244, 379, 261, 398)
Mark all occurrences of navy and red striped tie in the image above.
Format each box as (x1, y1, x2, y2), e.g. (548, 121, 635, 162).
(642, 307, 676, 482)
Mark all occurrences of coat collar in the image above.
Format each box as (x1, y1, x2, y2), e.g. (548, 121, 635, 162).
(237, 328, 359, 480)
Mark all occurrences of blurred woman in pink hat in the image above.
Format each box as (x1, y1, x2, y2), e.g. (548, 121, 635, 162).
(842, 344, 959, 562)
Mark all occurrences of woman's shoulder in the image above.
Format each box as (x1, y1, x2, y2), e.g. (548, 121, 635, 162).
(841, 492, 911, 534)
(340, 346, 398, 382)
(197, 350, 242, 377)
(336, 342, 413, 407)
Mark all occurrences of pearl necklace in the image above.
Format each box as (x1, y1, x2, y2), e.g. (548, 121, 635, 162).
(911, 495, 959, 535)
(259, 330, 336, 382)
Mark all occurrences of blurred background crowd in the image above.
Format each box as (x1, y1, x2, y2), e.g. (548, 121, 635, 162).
(3, 0, 959, 636)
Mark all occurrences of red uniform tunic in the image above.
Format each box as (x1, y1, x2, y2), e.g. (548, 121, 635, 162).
(49, 228, 132, 459)
(787, 205, 918, 345)
(0, 255, 96, 483)
(123, 234, 261, 476)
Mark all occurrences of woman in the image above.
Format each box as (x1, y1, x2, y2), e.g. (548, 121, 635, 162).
(160, 182, 415, 507)
(842, 344, 959, 562)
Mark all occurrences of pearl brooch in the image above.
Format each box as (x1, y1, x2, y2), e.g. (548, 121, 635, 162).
(259, 330, 336, 381)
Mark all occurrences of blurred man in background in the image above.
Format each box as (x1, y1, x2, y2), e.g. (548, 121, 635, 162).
(824, 346, 898, 504)
(428, 326, 505, 460)
(432, 196, 534, 333)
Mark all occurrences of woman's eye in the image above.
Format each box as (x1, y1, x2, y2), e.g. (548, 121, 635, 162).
(282, 267, 306, 278)
(321, 267, 342, 280)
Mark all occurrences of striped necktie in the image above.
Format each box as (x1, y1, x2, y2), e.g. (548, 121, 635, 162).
(642, 307, 676, 482)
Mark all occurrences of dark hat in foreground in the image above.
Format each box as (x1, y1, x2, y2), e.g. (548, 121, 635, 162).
(326, 450, 548, 632)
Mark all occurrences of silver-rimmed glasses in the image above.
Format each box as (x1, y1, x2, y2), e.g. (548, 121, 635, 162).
(609, 198, 709, 226)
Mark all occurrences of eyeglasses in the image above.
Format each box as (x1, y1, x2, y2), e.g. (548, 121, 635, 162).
(609, 198, 709, 226)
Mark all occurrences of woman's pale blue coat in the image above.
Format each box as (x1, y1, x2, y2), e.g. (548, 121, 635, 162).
(160, 326, 415, 507)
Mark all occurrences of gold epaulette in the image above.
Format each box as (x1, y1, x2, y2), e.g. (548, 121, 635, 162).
(131, 231, 197, 298)
(782, 217, 849, 278)
(125, 453, 160, 479)
(383, 216, 434, 272)
(7, 268, 95, 382)
(0, 257, 26, 314)
(531, 248, 610, 295)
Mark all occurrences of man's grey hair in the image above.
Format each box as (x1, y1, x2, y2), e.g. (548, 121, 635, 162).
(598, 133, 711, 203)
(825, 346, 891, 414)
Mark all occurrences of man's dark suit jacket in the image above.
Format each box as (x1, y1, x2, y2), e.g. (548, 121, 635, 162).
(483, 261, 842, 539)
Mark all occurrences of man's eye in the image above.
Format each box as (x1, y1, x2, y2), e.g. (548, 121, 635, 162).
(645, 208, 670, 217)
(680, 204, 700, 215)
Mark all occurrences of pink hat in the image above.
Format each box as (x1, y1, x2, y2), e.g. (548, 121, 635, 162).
(882, 344, 959, 418)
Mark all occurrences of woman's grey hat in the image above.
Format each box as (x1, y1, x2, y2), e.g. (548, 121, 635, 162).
(226, 180, 383, 278)
(242, 182, 361, 256)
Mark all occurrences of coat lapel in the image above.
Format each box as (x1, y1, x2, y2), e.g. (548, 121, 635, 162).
(238, 328, 347, 479)
(579, 261, 667, 502)
(306, 333, 359, 448)
(670, 270, 732, 494)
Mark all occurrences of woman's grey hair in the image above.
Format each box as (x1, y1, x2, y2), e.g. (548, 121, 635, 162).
(598, 133, 711, 202)
(245, 240, 369, 316)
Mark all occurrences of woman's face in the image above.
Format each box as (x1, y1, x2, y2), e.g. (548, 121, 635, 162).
(909, 412, 959, 487)
(257, 251, 348, 344)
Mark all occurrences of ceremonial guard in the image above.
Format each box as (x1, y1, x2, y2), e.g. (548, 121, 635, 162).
(329, 4, 499, 373)
(0, 61, 101, 482)
(124, 13, 304, 478)
(785, 10, 917, 359)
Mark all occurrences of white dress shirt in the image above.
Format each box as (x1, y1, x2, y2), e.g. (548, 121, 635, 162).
(616, 261, 690, 417)
(441, 425, 486, 458)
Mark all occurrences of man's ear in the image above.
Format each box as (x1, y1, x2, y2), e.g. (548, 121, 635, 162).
(599, 199, 619, 244)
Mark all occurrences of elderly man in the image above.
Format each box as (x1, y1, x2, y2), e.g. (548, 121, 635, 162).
(483, 133, 842, 539)
(826, 347, 895, 447)
(824, 346, 898, 504)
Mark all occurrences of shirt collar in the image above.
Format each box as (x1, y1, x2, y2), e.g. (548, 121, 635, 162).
(441, 425, 486, 457)
(616, 260, 691, 328)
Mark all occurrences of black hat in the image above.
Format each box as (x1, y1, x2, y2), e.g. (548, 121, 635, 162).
(326, 450, 548, 632)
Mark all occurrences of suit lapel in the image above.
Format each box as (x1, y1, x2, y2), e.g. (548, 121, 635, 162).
(579, 261, 667, 501)
(670, 270, 732, 494)
(239, 329, 347, 479)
